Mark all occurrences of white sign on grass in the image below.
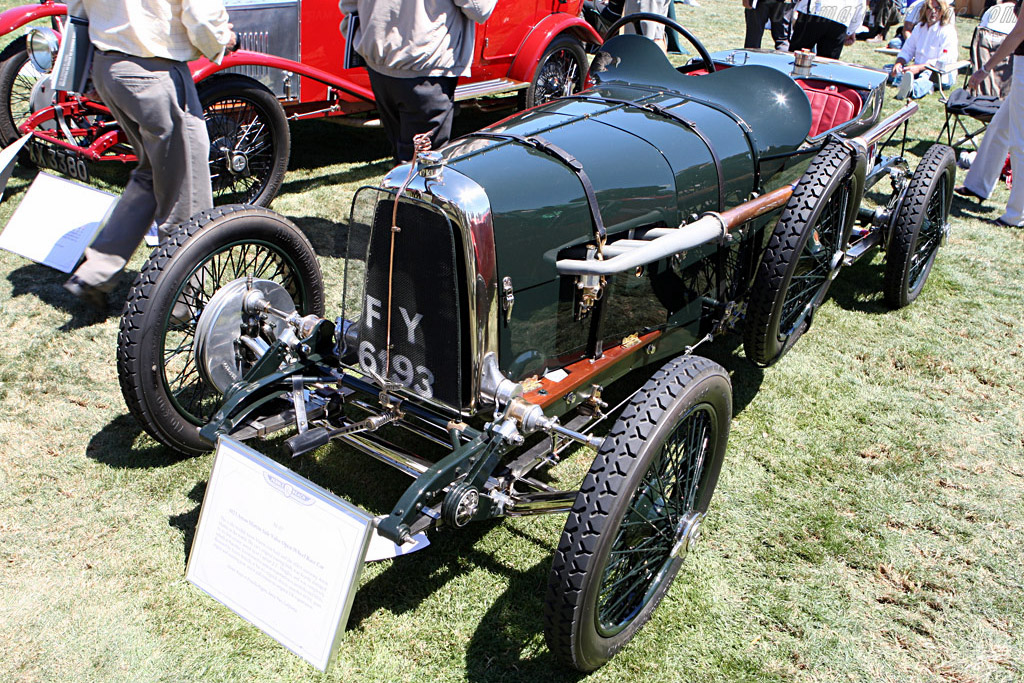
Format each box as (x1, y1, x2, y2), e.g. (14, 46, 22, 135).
(186, 437, 373, 672)
(0, 171, 116, 273)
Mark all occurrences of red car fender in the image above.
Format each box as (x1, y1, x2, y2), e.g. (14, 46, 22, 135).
(506, 14, 602, 84)
(0, 2, 66, 38)
(188, 50, 376, 102)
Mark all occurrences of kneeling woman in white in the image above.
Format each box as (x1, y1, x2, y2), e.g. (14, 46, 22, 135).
(889, 0, 958, 98)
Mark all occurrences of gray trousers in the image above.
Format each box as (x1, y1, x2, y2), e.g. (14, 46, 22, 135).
(74, 51, 212, 292)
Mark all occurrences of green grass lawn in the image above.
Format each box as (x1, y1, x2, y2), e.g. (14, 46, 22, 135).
(0, 1, 1022, 681)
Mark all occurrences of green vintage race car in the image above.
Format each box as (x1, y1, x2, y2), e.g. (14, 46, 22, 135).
(115, 16, 954, 671)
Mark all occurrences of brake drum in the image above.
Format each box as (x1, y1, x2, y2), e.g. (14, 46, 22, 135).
(193, 278, 297, 393)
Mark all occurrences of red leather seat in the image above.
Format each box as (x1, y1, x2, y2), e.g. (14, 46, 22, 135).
(798, 79, 861, 138)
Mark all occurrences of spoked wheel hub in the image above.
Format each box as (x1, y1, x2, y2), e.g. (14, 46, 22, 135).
(215, 137, 250, 176)
(229, 151, 249, 175)
(537, 55, 575, 99)
(193, 277, 297, 392)
(670, 511, 703, 559)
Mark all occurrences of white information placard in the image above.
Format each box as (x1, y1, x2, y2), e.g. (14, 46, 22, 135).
(0, 172, 116, 272)
(187, 437, 373, 672)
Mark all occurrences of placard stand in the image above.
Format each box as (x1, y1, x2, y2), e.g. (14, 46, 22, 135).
(0, 172, 115, 272)
(187, 437, 373, 672)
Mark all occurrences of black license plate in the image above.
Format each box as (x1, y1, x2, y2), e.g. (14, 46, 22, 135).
(27, 142, 90, 183)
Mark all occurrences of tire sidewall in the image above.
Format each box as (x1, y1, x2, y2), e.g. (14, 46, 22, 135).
(571, 359, 731, 669)
(885, 145, 954, 307)
(753, 145, 854, 363)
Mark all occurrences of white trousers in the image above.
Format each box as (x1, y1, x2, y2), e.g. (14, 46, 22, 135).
(961, 55, 1024, 226)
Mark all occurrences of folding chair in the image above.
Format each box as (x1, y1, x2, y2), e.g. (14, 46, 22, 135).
(937, 26, 1014, 151)
(938, 88, 1001, 150)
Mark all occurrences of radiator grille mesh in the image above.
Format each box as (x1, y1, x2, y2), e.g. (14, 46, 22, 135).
(343, 189, 463, 408)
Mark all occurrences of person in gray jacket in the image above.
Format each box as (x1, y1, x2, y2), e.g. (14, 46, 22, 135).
(62, 0, 236, 312)
(339, 0, 497, 163)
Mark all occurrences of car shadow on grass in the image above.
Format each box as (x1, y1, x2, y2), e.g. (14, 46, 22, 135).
(169, 481, 206, 568)
(826, 256, 891, 316)
(274, 159, 395, 200)
(284, 118, 392, 172)
(463, 552, 587, 683)
(5, 262, 136, 330)
(286, 214, 370, 261)
(949, 194, 999, 221)
(86, 413, 194, 469)
(346, 521, 501, 626)
(344, 518, 582, 682)
(697, 334, 765, 416)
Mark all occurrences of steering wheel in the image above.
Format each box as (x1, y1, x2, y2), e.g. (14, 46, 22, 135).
(604, 12, 716, 74)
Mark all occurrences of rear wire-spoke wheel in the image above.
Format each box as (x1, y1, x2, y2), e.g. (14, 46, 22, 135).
(0, 38, 41, 147)
(743, 140, 854, 366)
(883, 144, 954, 308)
(117, 206, 324, 455)
(545, 355, 731, 672)
(522, 35, 588, 109)
(198, 75, 290, 207)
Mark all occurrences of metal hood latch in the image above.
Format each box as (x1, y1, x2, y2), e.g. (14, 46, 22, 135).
(501, 276, 515, 324)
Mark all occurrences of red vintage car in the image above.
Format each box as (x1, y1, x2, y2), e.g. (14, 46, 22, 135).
(0, 0, 600, 206)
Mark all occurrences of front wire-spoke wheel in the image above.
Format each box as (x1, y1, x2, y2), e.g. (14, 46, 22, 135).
(117, 206, 324, 455)
(198, 75, 290, 207)
(884, 144, 955, 308)
(743, 140, 855, 366)
(545, 355, 731, 671)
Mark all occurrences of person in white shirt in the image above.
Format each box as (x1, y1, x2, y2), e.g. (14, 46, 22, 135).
(790, 0, 866, 59)
(889, 0, 958, 98)
(62, 0, 236, 312)
(980, 0, 1018, 34)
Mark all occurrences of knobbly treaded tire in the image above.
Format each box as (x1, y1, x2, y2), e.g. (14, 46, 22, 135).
(522, 35, 588, 109)
(544, 355, 731, 672)
(198, 75, 290, 207)
(743, 140, 854, 366)
(117, 206, 324, 455)
(0, 37, 38, 147)
(883, 144, 954, 309)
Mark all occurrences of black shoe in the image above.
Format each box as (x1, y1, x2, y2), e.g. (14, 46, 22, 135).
(954, 185, 985, 200)
(63, 275, 107, 312)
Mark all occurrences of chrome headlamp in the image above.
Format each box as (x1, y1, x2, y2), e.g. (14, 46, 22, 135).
(26, 28, 59, 74)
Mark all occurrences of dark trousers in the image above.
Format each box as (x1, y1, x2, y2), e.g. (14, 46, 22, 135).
(743, 1, 795, 51)
(790, 14, 848, 60)
(367, 68, 458, 163)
